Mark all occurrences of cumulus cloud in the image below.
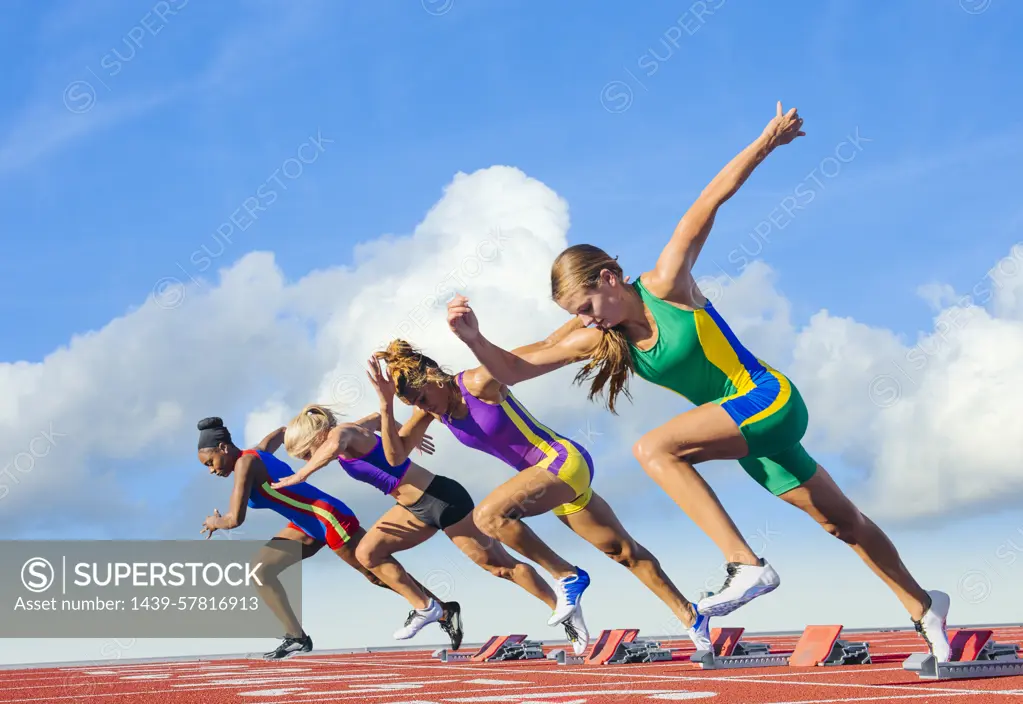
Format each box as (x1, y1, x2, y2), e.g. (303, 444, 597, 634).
(2, 164, 1020, 539)
(0, 166, 592, 533)
(705, 243, 1023, 523)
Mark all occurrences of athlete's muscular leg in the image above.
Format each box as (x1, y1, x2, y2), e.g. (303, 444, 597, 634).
(445, 511, 557, 609)
(335, 526, 445, 606)
(353, 505, 438, 609)
(779, 466, 930, 620)
(254, 527, 320, 638)
(558, 492, 698, 627)
(472, 467, 580, 580)
(632, 403, 760, 566)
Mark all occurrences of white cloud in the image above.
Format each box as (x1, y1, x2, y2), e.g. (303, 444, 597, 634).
(3, 164, 1022, 541)
(704, 243, 1023, 523)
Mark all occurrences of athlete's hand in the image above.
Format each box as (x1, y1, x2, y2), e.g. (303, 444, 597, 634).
(271, 469, 309, 490)
(366, 356, 396, 407)
(762, 101, 804, 147)
(447, 295, 480, 343)
(202, 509, 221, 539)
(415, 434, 435, 455)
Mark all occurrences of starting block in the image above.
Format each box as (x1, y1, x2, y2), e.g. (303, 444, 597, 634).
(548, 628, 673, 666)
(435, 634, 545, 663)
(709, 627, 772, 657)
(903, 629, 1023, 680)
(692, 625, 871, 670)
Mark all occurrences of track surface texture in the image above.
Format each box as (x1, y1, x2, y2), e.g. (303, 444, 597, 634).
(5, 626, 1023, 703)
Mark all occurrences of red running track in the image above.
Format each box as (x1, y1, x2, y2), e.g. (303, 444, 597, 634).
(3, 627, 1023, 703)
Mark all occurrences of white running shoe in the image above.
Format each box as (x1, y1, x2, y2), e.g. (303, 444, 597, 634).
(548, 567, 591, 626)
(914, 589, 951, 662)
(562, 605, 590, 656)
(393, 599, 443, 640)
(697, 559, 780, 617)
(687, 605, 712, 652)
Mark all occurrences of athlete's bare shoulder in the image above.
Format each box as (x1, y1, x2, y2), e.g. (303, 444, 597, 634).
(336, 423, 377, 457)
(461, 366, 505, 402)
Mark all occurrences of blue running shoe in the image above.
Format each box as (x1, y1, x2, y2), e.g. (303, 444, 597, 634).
(687, 604, 711, 651)
(548, 567, 590, 626)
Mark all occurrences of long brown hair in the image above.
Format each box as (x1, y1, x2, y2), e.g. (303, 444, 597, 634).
(375, 339, 454, 404)
(550, 244, 633, 414)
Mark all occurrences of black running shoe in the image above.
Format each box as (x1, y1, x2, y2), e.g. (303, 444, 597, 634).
(263, 633, 312, 660)
(440, 601, 463, 650)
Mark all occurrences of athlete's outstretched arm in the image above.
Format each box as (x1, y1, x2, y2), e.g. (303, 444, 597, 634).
(651, 102, 805, 292)
(202, 456, 256, 537)
(447, 295, 599, 385)
(255, 427, 287, 454)
(272, 424, 360, 490)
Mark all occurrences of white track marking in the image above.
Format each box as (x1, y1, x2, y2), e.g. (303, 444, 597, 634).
(762, 694, 990, 704)
(286, 657, 1023, 699)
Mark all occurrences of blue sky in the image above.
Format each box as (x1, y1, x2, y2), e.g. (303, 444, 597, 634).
(2, 0, 1023, 664)
(3, 0, 1021, 358)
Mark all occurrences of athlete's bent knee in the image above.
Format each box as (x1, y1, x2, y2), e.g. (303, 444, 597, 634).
(354, 541, 386, 570)
(632, 434, 662, 465)
(473, 504, 512, 539)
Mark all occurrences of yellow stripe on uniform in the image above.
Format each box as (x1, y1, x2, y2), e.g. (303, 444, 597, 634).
(741, 363, 792, 427)
(498, 396, 562, 470)
(262, 483, 352, 542)
(694, 311, 791, 428)
(694, 309, 755, 393)
(506, 394, 590, 471)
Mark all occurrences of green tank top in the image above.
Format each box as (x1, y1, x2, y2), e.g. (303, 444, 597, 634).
(628, 278, 769, 405)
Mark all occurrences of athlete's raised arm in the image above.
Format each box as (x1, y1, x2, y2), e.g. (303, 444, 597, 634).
(447, 294, 600, 386)
(366, 355, 435, 465)
(650, 102, 804, 297)
(202, 453, 256, 537)
(272, 424, 357, 490)
(254, 426, 286, 454)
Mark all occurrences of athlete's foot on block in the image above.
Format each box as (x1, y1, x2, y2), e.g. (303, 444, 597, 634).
(697, 559, 780, 617)
(263, 634, 312, 660)
(914, 589, 951, 662)
(394, 599, 444, 640)
(562, 605, 590, 656)
(686, 605, 712, 652)
(548, 567, 590, 626)
(440, 601, 464, 651)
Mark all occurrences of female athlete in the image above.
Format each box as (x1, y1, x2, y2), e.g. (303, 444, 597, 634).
(196, 415, 457, 658)
(367, 339, 713, 651)
(444, 102, 951, 661)
(271, 404, 585, 652)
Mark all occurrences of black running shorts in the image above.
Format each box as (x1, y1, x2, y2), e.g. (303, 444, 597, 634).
(403, 475, 474, 530)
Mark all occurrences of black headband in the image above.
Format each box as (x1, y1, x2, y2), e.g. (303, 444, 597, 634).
(197, 417, 232, 450)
